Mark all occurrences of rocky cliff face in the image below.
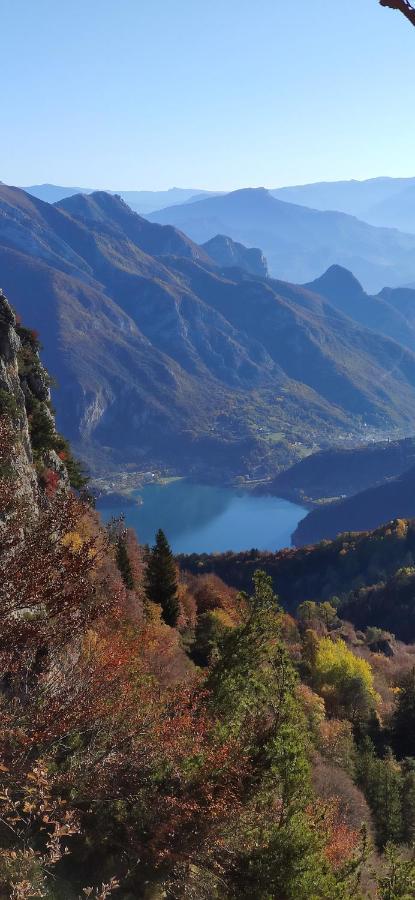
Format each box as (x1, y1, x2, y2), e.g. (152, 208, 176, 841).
(201, 234, 269, 278)
(0, 289, 38, 505)
(0, 288, 68, 510)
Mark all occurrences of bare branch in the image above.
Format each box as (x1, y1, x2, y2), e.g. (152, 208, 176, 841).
(380, 0, 415, 27)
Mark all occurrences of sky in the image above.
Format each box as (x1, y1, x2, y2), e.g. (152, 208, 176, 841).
(1, 0, 415, 191)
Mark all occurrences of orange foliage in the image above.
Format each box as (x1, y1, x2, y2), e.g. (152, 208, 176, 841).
(184, 572, 246, 624)
(315, 797, 360, 869)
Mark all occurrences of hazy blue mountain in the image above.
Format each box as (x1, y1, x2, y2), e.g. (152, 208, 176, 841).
(272, 176, 415, 232)
(266, 437, 415, 504)
(364, 183, 415, 233)
(22, 183, 92, 203)
(3, 185, 415, 479)
(306, 265, 415, 353)
(201, 234, 268, 277)
(379, 285, 415, 325)
(24, 177, 415, 232)
(23, 184, 216, 215)
(148, 188, 415, 292)
(293, 463, 415, 547)
(272, 176, 415, 215)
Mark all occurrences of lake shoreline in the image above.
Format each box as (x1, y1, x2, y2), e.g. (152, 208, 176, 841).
(96, 479, 308, 555)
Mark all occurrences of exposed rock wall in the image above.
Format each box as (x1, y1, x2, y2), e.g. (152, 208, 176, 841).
(0, 289, 38, 505)
(0, 288, 68, 509)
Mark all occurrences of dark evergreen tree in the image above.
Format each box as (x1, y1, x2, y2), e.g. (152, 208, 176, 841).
(116, 535, 134, 590)
(401, 759, 415, 845)
(392, 667, 415, 759)
(145, 529, 179, 627)
(356, 740, 403, 848)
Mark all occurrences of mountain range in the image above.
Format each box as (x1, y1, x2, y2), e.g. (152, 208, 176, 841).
(4, 184, 415, 478)
(293, 463, 415, 547)
(22, 184, 219, 216)
(272, 176, 415, 234)
(24, 175, 415, 235)
(265, 437, 415, 506)
(148, 188, 415, 292)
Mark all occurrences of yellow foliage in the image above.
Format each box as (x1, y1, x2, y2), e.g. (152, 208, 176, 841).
(297, 683, 325, 734)
(313, 637, 378, 719)
(210, 608, 235, 629)
(61, 530, 84, 553)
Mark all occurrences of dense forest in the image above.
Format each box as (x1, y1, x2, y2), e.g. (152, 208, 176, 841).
(3, 297, 415, 898)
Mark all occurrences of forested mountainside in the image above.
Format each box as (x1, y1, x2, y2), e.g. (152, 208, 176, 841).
(5, 185, 415, 480)
(180, 518, 415, 640)
(293, 464, 415, 547)
(4, 291, 415, 897)
(148, 187, 415, 291)
(266, 437, 415, 505)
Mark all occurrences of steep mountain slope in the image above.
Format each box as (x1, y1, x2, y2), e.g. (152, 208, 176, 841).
(201, 234, 268, 277)
(272, 176, 415, 232)
(265, 437, 415, 505)
(148, 188, 415, 292)
(55, 190, 213, 266)
(292, 465, 415, 546)
(167, 255, 415, 428)
(379, 285, 415, 326)
(306, 266, 415, 354)
(3, 185, 415, 477)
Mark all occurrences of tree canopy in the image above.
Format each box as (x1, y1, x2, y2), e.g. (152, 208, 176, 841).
(380, 0, 415, 27)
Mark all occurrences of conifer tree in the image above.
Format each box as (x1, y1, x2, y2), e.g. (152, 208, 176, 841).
(145, 529, 179, 627)
(391, 667, 415, 759)
(116, 535, 134, 590)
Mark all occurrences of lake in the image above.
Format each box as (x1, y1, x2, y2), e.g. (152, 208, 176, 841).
(97, 479, 307, 554)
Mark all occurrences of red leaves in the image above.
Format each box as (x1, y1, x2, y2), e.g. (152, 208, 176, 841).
(309, 798, 360, 869)
(41, 467, 60, 496)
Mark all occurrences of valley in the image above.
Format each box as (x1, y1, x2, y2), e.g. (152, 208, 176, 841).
(2, 183, 415, 494)
(6, 2, 415, 896)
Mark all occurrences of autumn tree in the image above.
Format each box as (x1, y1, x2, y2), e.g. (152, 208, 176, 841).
(379, 0, 415, 28)
(311, 636, 378, 723)
(145, 528, 179, 626)
(206, 572, 361, 899)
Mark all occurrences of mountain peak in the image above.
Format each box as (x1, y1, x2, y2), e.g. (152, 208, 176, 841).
(56, 190, 137, 224)
(201, 233, 268, 277)
(308, 264, 365, 301)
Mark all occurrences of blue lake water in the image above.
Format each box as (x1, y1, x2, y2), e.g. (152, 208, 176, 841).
(97, 480, 307, 554)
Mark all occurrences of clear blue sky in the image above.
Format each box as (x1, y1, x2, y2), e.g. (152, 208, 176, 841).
(1, 0, 415, 190)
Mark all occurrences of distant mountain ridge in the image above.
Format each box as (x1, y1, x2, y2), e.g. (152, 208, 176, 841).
(23, 175, 415, 233)
(266, 437, 415, 505)
(293, 463, 415, 547)
(148, 187, 415, 292)
(23, 184, 219, 216)
(306, 266, 415, 355)
(4, 185, 415, 477)
(271, 176, 415, 230)
(271, 177, 415, 234)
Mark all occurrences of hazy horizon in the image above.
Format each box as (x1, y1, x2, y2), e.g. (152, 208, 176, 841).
(2, 0, 415, 191)
(12, 174, 415, 195)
